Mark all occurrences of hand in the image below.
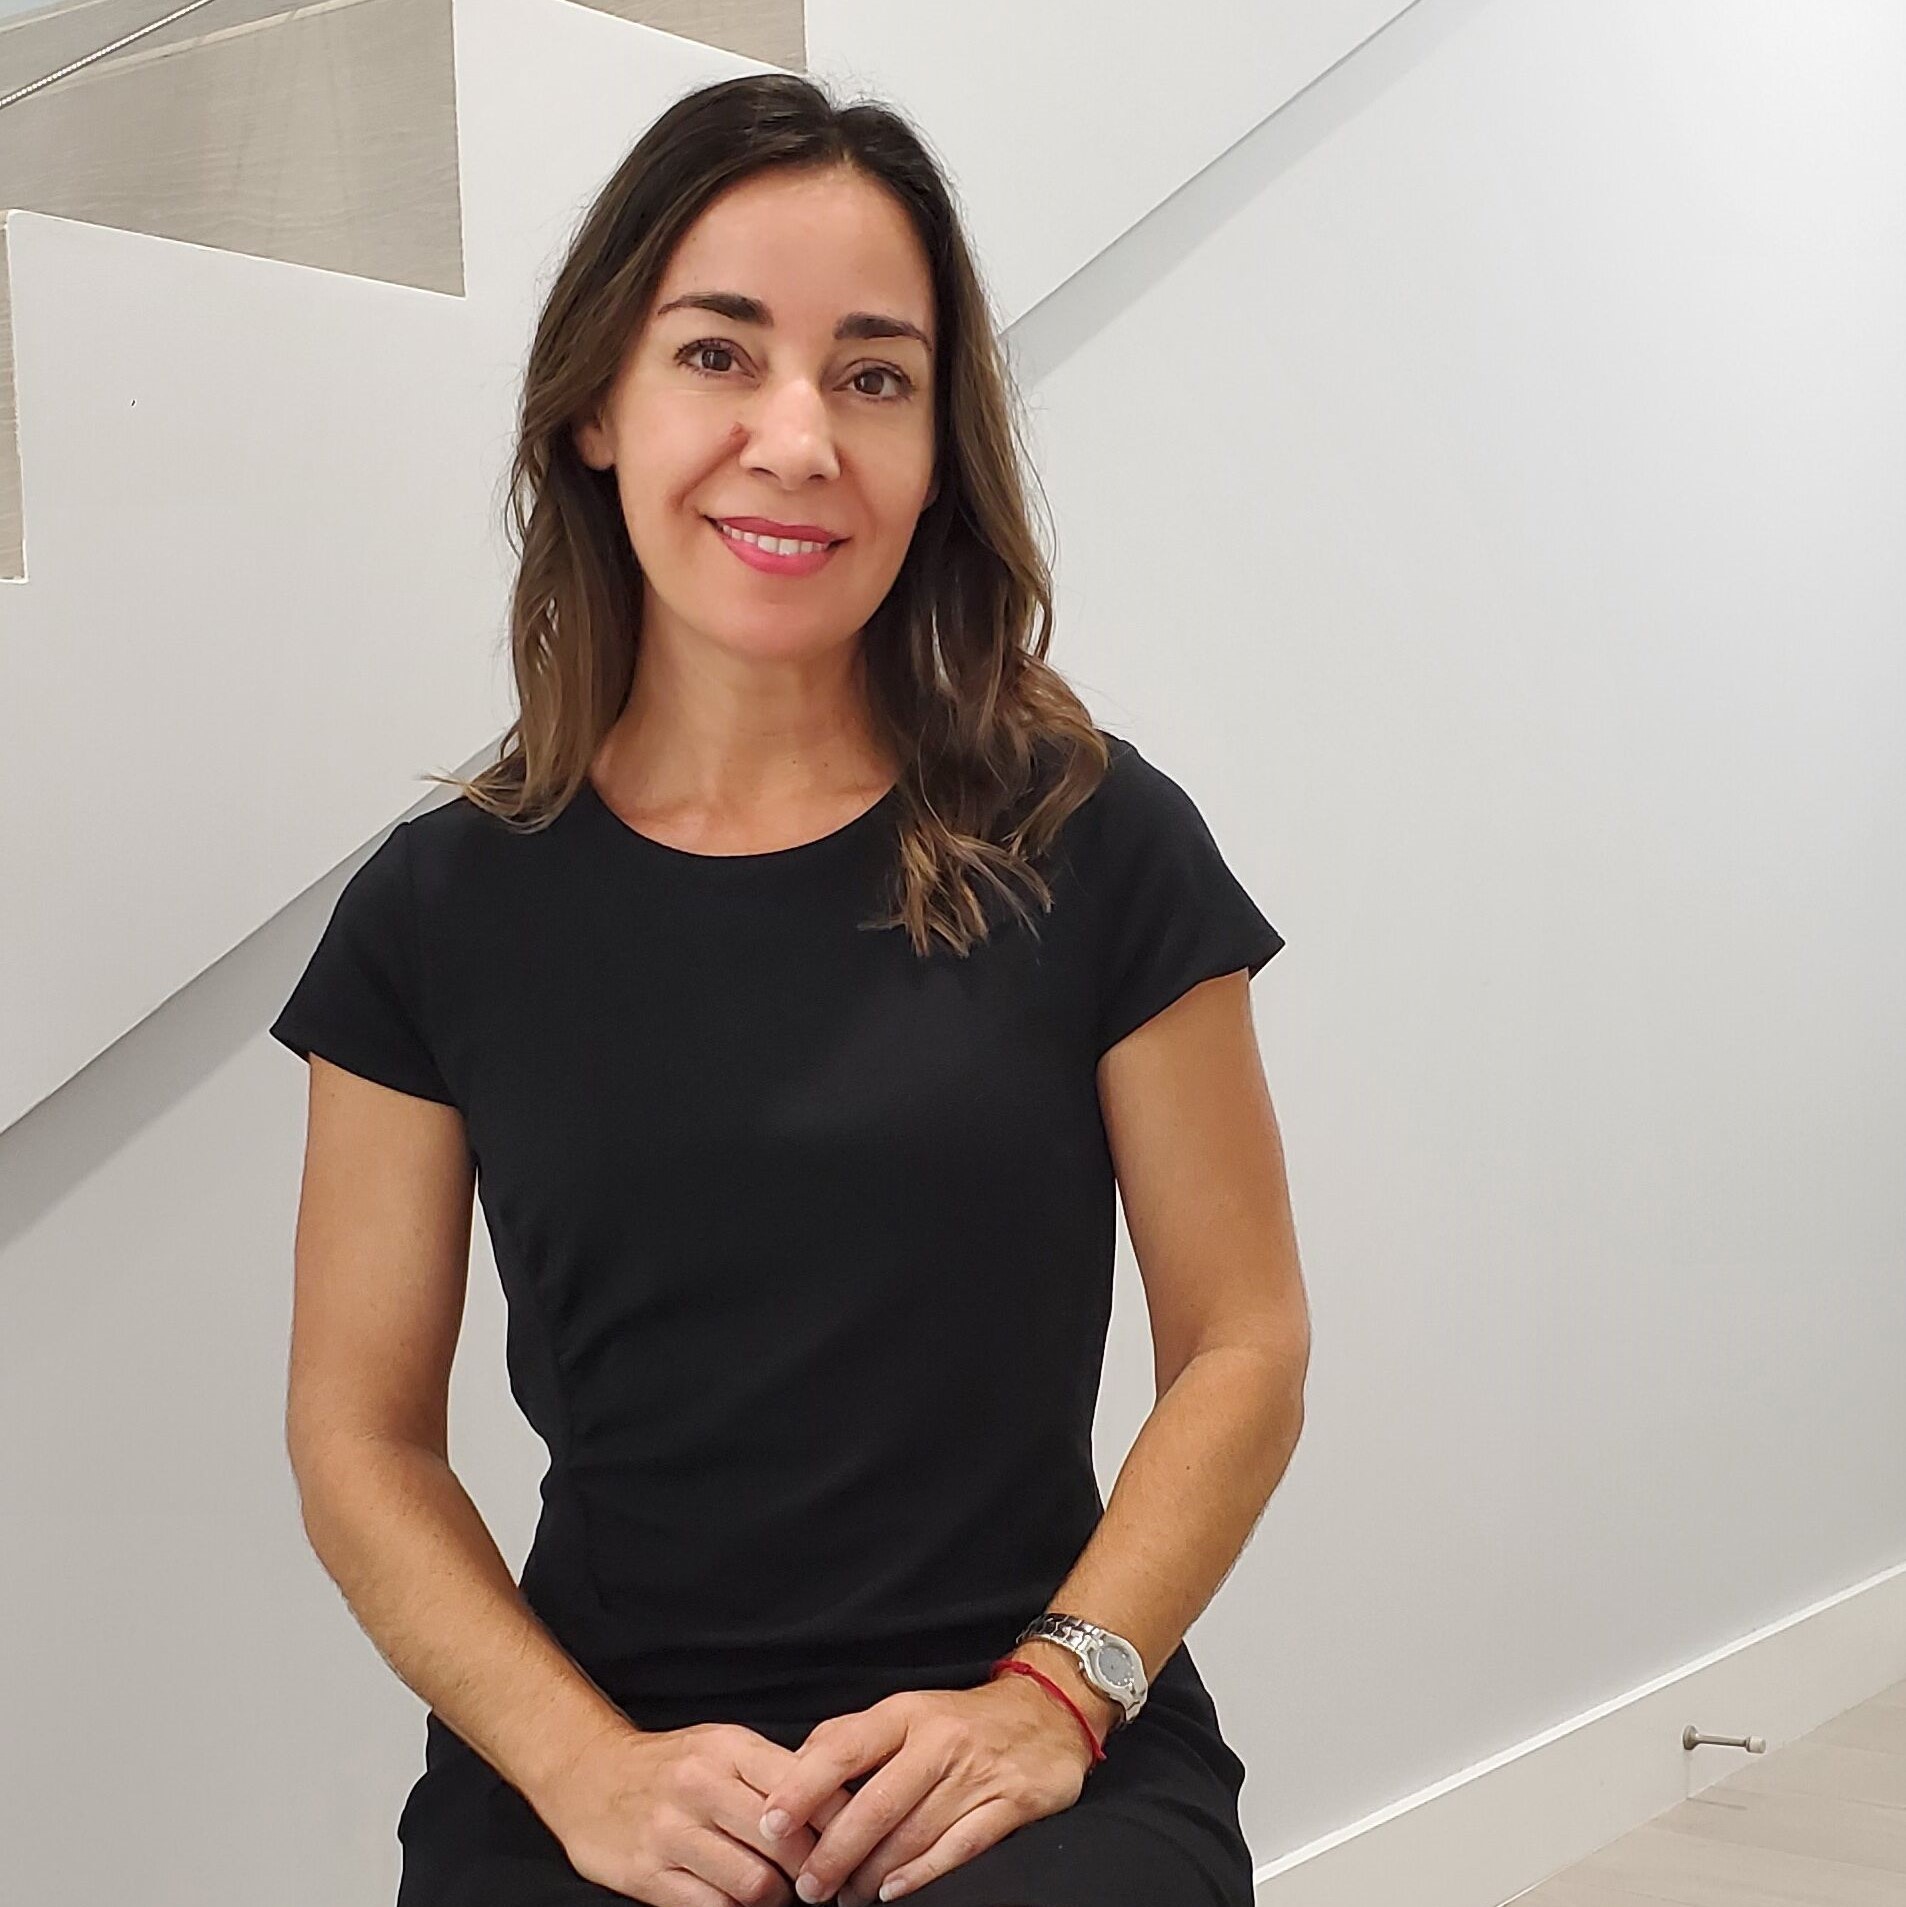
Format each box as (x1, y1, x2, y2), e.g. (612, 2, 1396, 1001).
(757, 1674, 1098, 1906)
(534, 1718, 858, 1906)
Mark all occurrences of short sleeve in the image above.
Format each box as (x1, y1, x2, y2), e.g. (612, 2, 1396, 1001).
(268, 820, 456, 1105)
(1087, 736, 1286, 1056)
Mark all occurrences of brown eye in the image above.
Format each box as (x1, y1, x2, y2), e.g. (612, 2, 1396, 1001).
(674, 339, 913, 402)
(852, 365, 914, 401)
(676, 340, 739, 377)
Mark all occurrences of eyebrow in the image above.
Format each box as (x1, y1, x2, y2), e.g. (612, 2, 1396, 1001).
(653, 290, 934, 354)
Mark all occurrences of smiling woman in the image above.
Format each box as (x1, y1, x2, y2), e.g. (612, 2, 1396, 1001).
(569, 168, 942, 661)
(273, 65, 1295, 1907)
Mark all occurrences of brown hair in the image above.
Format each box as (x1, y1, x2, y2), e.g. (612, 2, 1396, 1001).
(426, 71, 1112, 957)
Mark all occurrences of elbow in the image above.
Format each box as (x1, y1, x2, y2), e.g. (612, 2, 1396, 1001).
(1261, 1328, 1309, 1447)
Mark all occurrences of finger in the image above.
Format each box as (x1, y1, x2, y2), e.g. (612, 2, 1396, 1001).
(759, 1709, 902, 1840)
(675, 1823, 805, 1906)
(775, 1787, 857, 1888)
(835, 1780, 969, 1907)
(651, 1868, 738, 1907)
(871, 1796, 1026, 1902)
(810, 1786, 854, 1831)
(795, 1748, 943, 1905)
(730, 1730, 828, 1805)
(725, 1735, 853, 1871)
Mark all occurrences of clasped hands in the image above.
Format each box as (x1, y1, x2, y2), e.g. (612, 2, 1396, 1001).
(758, 1671, 1098, 1906)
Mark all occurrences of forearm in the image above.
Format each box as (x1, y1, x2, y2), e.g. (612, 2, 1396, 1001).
(292, 1432, 634, 1809)
(1008, 1342, 1306, 1737)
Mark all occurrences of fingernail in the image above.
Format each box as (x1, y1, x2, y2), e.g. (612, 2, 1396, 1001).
(796, 1873, 825, 1902)
(761, 1809, 791, 1836)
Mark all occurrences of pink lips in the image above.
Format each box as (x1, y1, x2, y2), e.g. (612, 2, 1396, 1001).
(716, 515, 846, 542)
(708, 516, 845, 578)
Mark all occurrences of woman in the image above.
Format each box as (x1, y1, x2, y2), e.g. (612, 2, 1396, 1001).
(272, 71, 1309, 1907)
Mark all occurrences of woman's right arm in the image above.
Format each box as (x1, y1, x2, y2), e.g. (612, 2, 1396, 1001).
(283, 1055, 633, 1812)
(281, 1057, 857, 1905)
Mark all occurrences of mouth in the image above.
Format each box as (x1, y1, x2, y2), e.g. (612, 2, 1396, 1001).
(705, 515, 848, 576)
(706, 516, 848, 550)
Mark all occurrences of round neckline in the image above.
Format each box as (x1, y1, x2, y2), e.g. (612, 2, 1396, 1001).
(574, 772, 901, 870)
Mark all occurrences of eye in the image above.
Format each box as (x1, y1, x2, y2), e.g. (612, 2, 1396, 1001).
(676, 339, 742, 378)
(850, 364, 914, 401)
(673, 339, 914, 402)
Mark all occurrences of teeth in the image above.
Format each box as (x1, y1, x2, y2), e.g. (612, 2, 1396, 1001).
(716, 521, 834, 556)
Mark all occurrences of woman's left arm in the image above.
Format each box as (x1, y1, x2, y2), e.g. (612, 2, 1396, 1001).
(1004, 965, 1311, 1733)
(763, 970, 1308, 1906)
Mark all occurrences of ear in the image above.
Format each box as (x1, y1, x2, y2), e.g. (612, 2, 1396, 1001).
(572, 412, 607, 470)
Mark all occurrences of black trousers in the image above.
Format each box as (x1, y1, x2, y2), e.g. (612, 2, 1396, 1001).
(394, 1649, 1253, 1906)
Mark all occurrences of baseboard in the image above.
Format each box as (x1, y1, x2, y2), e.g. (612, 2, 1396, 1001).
(1252, 1553, 1906, 1905)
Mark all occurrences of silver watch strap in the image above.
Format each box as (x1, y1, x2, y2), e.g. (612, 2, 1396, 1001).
(1013, 1614, 1148, 1727)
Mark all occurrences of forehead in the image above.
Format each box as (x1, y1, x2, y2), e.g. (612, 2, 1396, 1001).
(651, 170, 935, 343)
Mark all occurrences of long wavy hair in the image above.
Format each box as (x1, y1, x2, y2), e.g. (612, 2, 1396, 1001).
(426, 71, 1114, 958)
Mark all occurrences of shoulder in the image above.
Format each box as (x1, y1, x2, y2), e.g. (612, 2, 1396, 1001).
(1096, 728, 1186, 807)
(404, 787, 514, 859)
(1063, 730, 1285, 1053)
(401, 786, 560, 907)
(1062, 727, 1218, 865)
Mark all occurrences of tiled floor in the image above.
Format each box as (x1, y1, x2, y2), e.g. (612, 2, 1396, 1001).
(1508, 1675, 1906, 1904)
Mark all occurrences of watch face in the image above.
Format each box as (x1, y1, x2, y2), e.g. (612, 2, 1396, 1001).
(1089, 1638, 1139, 1693)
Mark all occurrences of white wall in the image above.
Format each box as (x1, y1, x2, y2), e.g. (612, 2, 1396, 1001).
(2, 1, 1902, 1902)
(1037, 0, 1906, 1862)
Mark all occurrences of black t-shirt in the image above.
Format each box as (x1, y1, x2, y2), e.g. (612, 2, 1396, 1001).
(270, 729, 1283, 1734)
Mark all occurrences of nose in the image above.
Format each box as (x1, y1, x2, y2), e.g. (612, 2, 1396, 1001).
(737, 379, 842, 487)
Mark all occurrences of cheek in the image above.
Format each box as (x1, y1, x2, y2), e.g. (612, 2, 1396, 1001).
(614, 389, 720, 470)
(890, 426, 939, 500)
(611, 438, 722, 533)
(852, 430, 933, 509)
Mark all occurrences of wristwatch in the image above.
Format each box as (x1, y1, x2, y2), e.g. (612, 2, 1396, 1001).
(1013, 1614, 1149, 1729)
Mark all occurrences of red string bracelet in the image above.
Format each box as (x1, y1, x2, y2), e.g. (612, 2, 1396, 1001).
(988, 1654, 1108, 1766)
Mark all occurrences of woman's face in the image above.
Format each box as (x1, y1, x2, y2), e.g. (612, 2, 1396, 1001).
(574, 166, 940, 665)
